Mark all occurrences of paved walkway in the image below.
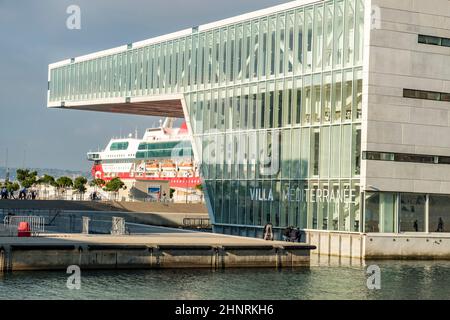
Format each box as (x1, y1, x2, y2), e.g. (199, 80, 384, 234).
(0, 226, 307, 248)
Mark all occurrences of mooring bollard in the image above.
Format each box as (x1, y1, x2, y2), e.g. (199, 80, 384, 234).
(82, 217, 91, 235)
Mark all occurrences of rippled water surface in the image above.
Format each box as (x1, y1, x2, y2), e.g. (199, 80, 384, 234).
(1, 259, 450, 300)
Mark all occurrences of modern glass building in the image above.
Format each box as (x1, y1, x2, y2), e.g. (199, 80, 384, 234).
(48, 0, 450, 250)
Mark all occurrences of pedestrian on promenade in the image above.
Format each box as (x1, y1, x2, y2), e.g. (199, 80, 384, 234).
(413, 220, 419, 232)
(437, 217, 445, 232)
(290, 228, 301, 243)
(282, 226, 292, 242)
(263, 223, 274, 241)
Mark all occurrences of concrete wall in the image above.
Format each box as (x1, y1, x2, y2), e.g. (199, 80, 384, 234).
(365, 233, 450, 259)
(305, 229, 450, 260)
(0, 245, 312, 272)
(305, 230, 365, 259)
(362, 0, 450, 193)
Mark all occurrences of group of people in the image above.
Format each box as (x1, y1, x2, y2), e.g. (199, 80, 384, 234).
(0, 187, 37, 200)
(262, 223, 301, 242)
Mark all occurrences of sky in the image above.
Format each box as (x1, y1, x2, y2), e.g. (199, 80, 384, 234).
(0, 0, 287, 171)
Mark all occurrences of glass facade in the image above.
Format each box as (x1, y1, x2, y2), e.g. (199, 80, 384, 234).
(49, 0, 366, 237)
(365, 192, 450, 234)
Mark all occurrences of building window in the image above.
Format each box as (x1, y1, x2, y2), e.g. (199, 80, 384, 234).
(399, 194, 426, 232)
(362, 151, 450, 165)
(403, 88, 449, 101)
(418, 34, 450, 47)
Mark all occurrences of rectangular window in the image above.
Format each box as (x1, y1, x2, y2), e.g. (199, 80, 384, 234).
(403, 88, 450, 102)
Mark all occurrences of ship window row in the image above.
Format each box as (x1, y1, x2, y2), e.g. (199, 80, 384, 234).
(418, 34, 450, 48)
(186, 68, 362, 133)
(110, 142, 129, 151)
(363, 151, 450, 165)
(136, 148, 193, 159)
(138, 140, 191, 151)
(49, 0, 364, 103)
(198, 125, 361, 182)
(207, 179, 361, 232)
(403, 88, 450, 102)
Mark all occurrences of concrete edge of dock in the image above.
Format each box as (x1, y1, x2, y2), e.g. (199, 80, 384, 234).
(0, 239, 316, 272)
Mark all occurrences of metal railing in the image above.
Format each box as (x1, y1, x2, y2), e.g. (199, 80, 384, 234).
(3, 216, 46, 236)
(111, 217, 126, 235)
(183, 218, 211, 229)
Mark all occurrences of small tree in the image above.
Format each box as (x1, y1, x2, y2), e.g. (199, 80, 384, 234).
(38, 174, 56, 199)
(90, 178, 105, 190)
(73, 177, 88, 200)
(16, 169, 38, 189)
(56, 176, 73, 199)
(104, 178, 125, 201)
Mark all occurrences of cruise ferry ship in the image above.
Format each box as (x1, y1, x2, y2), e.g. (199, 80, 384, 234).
(87, 118, 201, 188)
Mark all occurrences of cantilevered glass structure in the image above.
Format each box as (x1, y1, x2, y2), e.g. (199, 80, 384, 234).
(48, 0, 364, 238)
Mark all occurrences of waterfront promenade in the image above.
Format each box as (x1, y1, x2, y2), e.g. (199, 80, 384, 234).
(0, 226, 315, 271)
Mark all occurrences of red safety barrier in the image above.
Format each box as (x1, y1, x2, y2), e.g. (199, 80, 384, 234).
(18, 222, 31, 237)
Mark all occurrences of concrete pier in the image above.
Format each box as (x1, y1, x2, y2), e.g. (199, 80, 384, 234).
(0, 227, 315, 272)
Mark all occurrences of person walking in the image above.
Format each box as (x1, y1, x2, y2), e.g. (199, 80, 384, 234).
(437, 217, 445, 232)
(263, 223, 274, 241)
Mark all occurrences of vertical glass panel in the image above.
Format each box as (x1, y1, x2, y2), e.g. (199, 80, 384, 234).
(320, 126, 330, 178)
(302, 75, 311, 124)
(274, 80, 283, 128)
(333, 71, 342, 123)
(269, 16, 277, 77)
(244, 23, 251, 80)
(304, 7, 313, 72)
(284, 79, 293, 126)
(293, 77, 302, 125)
(341, 182, 351, 231)
(281, 130, 291, 179)
(300, 127, 310, 178)
(313, 5, 324, 71)
(291, 128, 301, 178)
(267, 81, 275, 128)
(252, 20, 259, 79)
(324, 2, 334, 70)
(352, 125, 361, 176)
(311, 129, 320, 176)
(330, 125, 341, 177)
(329, 182, 340, 230)
(400, 194, 426, 232)
(354, 68, 363, 120)
(220, 29, 227, 85)
(429, 195, 450, 232)
(278, 14, 285, 76)
(294, 9, 304, 74)
(323, 73, 332, 123)
(312, 74, 321, 124)
(351, 183, 361, 232)
(355, 0, 364, 65)
(334, 0, 344, 68)
(344, 0, 355, 67)
(287, 12, 295, 73)
(260, 19, 268, 78)
(341, 125, 351, 177)
(228, 27, 236, 83)
(236, 25, 243, 82)
(318, 183, 329, 230)
(213, 30, 220, 85)
(343, 69, 353, 121)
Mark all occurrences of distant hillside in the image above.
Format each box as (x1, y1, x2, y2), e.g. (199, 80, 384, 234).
(0, 167, 90, 182)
